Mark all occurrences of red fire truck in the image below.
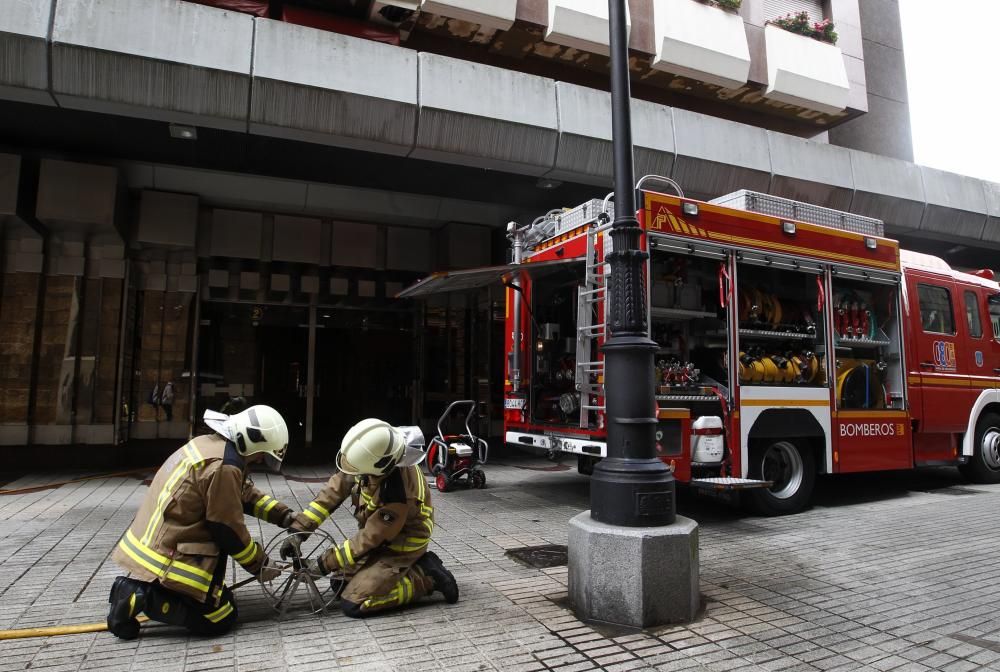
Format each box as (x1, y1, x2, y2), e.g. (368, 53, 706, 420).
(401, 186, 1000, 514)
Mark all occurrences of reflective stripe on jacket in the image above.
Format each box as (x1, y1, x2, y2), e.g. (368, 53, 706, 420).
(113, 435, 291, 602)
(292, 465, 434, 571)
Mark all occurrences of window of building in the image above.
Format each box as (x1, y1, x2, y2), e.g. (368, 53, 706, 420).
(764, 0, 825, 21)
(917, 284, 955, 335)
(965, 291, 983, 339)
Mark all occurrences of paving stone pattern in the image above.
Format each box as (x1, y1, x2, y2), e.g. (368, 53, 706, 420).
(2, 460, 1000, 671)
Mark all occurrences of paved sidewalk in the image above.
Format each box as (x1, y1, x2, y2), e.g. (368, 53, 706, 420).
(2, 457, 1000, 671)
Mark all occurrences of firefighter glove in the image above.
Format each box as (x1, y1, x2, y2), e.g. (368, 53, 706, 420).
(280, 534, 304, 560)
(304, 555, 328, 578)
(279, 510, 297, 529)
(257, 555, 282, 583)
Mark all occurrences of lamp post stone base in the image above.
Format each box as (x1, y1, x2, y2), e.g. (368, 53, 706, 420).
(568, 511, 699, 628)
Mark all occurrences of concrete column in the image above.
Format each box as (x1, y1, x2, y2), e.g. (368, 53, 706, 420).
(305, 305, 316, 449)
(188, 275, 201, 439)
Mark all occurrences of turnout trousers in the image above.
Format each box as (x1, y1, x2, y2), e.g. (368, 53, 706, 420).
(339, 551, 435, 618)
(108, 554, 237, 638)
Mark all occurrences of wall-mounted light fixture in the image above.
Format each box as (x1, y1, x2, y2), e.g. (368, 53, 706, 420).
(169, 123, 197, 140)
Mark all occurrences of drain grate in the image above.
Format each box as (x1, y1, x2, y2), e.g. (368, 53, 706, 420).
(506, 544, 568, 568)
(929, 487, 980, 496)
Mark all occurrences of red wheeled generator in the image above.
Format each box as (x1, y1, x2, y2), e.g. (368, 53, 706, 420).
(427, 401, 489, 492)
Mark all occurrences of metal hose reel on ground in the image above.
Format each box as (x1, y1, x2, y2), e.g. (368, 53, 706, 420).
(258, 529, 346, 618)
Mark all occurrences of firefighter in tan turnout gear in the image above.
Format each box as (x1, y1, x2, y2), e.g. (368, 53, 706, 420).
(281, 418, 458, 617)
(107, 405, 295, 639)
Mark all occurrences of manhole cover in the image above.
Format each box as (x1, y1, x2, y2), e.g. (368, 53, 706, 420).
(929, 487, 979, 496)
(506, 545, 568, 568)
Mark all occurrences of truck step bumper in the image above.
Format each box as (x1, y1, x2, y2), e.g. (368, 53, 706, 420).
(689, 477, 773, 491)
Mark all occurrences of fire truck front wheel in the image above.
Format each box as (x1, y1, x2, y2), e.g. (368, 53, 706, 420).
(960, 412, 1000, 484)
(745, 440, 816, 516)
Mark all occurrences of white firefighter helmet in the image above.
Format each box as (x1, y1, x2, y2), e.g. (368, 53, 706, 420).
(203, 405, 288, 470)
(337, 418, 426, 476)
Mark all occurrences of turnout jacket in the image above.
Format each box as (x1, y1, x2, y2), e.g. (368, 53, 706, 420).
(113, 435, 292, 602)
(292, 465, 434, 572)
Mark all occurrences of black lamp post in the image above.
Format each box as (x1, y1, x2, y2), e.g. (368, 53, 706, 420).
(589, 0, 676, 527)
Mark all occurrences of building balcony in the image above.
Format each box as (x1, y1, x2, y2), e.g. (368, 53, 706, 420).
(545, 0, 628, 57)
(763, 24, 850, 115)
(651, 0, 751, 90)
(419, 0, 516, 31)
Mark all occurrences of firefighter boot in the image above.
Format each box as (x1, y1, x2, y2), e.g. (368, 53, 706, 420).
(107, 576, 147, 640)
(416, 551, 459, 604)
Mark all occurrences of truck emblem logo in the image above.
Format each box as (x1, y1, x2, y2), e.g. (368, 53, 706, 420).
(975, 351, 984, 367)
(933, 341, 957, 371)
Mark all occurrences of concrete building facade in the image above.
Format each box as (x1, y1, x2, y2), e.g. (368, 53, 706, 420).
(0, 0, 996, 463)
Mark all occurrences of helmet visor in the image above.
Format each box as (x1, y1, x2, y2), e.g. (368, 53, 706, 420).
(397, 426, 427, 467)
(263, 452, 284, 474)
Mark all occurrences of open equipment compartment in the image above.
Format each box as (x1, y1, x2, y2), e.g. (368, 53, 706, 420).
(647, 238, 732, 479)
(830, 272, 905, 410)
(735, 259, 828, 389)
(529, 263, 587, 425)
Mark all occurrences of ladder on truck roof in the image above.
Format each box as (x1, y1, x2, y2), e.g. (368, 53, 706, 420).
(575, 221, 612, 428)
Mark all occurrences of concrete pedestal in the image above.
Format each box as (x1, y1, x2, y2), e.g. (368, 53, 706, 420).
(568, 511, 699, 628)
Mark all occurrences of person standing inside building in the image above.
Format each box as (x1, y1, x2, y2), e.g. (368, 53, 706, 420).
(160, 380, 175, 421)
(281, 419, 458, 618)
(107, 405, 296, 639)
(148, 382, 159, 419)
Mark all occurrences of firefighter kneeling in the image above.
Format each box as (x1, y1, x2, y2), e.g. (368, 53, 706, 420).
(282, 418, 458, 617)
(107, 405, 293, 639)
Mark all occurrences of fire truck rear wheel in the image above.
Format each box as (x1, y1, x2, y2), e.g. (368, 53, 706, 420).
(960, 412, 1000, 484)
(745, 440, 816, 516)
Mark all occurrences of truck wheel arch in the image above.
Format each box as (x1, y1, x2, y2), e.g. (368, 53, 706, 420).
(747, 409, 826, 474)
(962, 391, 1000, 457)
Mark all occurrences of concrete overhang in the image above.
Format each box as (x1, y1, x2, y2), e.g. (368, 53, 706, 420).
(918, 166, 988, 240)
(672, 108, 771, 200)
(849, 150, 925, 230)
(546, 82, 673, 188)
(982, 181, 1000, 245)
(50, 0, 253, 131)
(0, 0, 56, 106)
(767, 132, 854, 210)
(411, 53, 559, 176)
(250, 19, 418, 156)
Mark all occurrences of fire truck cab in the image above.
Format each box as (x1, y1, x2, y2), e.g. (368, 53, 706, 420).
(400, 187, 1000, 514)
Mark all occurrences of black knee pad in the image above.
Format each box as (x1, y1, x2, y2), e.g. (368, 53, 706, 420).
(144, 585, 192, 628)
